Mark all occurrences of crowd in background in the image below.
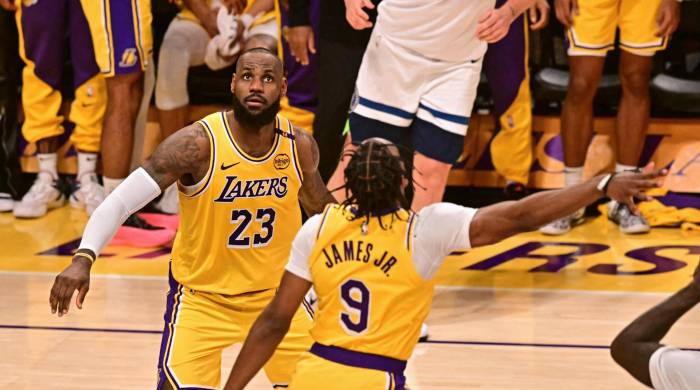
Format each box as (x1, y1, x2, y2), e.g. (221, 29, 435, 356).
(0, 0, 696, 238)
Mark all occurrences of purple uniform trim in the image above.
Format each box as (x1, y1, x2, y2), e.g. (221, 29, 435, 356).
(156, 266, 184, 389)
(19, 0, 100, 89)
(310, 343, 407, 389)
(279, 0, 320, 113)
(108, 0, 143, 75)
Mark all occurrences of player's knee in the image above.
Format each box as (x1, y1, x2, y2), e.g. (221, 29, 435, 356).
(566, 73, 598, 103)
(619, 69, 650, 99)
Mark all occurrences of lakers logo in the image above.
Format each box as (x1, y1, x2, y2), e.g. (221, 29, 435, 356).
(274, 154, 290, 170)
(119, 48, 138, 68)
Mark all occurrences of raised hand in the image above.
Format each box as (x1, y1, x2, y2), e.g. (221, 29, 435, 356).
(605, 163, 667, 215)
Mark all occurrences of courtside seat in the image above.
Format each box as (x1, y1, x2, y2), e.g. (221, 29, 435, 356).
(649, 0, 700, 115)
(652, 74, 700, 114)
(533, 68, 621, 107)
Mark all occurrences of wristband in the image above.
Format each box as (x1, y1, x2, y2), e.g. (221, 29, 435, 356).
(596, 173, 616, 196)
(74, 249, 96, 264)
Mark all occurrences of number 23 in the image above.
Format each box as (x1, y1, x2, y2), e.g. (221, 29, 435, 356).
(228, 208, 276, 248)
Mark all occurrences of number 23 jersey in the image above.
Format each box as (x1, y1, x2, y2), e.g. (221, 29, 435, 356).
(170, 111, 303, 295)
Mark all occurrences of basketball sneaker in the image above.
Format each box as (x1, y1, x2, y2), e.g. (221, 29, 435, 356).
(538, 208, 585, 235)
(0, 192, 13, 212)
(13, 176, 65, 218)
(153, 184, 179, 215)
(607, 200, 650, 234)
(70, 174, 105, 215)
(419, 323, 429, 343)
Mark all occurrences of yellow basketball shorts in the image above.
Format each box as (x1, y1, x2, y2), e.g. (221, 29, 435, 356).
(567, 0, 667, 57)
(157, 269, 314, 389)
(289, 344, 408, 390)
(79, 0, 153, 77)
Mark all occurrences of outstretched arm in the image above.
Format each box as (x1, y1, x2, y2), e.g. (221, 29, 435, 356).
(295, 128, 337, 216)
(49, 123, 210, 317)
(223, 271, 312, 390)
(610, 264, 700, 388)
(469, 167, 666, 247)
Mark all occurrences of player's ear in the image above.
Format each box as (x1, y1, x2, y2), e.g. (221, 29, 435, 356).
(281, 76, 288, 97)
(230, 73, 236, 94)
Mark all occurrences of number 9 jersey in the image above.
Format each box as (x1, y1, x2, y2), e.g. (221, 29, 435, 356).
(170, 111, 303, 295)
(307, 205, 434, 360)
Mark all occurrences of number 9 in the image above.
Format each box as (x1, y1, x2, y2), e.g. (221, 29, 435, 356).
(340, 279, 370, 335)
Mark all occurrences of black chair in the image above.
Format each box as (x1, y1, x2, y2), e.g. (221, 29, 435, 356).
(650, 0, 700, 116)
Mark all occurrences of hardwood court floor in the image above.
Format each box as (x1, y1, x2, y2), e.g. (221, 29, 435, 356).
(1, 206, 699, 389)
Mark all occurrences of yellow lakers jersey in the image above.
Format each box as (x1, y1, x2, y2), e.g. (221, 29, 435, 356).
(308, 205, 435, 361)
(171, 112, 303, 295)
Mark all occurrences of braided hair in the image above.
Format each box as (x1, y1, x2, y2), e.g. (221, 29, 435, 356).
(340, 139, 412, 229)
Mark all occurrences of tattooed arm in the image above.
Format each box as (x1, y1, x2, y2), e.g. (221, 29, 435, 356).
(49, 124, 211, 318)
(295, 128, 337, 216)
(143, 122, 212, 190)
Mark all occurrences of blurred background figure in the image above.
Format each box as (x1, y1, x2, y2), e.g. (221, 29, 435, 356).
(154, 0, 277, 214)
(3, 0, 106, 219)
(286, 0, 378, 183)
(0, 5, 21, 213)
(540, 0, 680, 235)
(485, 0, 549, 199)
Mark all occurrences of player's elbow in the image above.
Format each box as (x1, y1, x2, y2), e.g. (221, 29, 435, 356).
(610, 335, 627, 366)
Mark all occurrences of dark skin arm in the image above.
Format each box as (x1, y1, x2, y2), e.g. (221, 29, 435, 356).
(295, 127, 337, 216)
(223, 271, 311, 390)
(469, 167, 666, 247)
(611, 263, 700, 388)
(49, 123, 211, 317)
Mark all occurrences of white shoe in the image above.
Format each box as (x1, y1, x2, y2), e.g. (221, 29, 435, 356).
(153, 184, 179, 215)
(13, 176, 65, 218)
(607, 201, 650, 234)
(70, 174, 105, 215)
(0, 193, 13, 212)
(419, 323, 429, 342)
(539, 209, 585, 235)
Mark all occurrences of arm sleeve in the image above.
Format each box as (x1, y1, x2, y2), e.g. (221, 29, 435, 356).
(78, 168, 162, 256)
(649, 347, 700, 390)
(412, 203, 478, 279)
(285, 213, 323, 281)
(288, 0, 311, 26)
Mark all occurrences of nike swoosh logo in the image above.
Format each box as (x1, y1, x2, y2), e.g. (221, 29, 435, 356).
(221, 162, 240, 170)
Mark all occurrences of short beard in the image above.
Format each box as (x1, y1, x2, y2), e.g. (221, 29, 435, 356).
(232, 94, 281, 129)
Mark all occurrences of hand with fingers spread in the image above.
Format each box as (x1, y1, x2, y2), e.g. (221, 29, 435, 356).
(655, 0, 680, 38)
(0, 0, 16, 11)
(604, 163, 667, 215)
(49, 252, 93, 317)
(554, 0, 578, 28)
(529, 0, 550, 31)
(344, 0, 375, 30)
(287, 26, 316, 65)
(476, 5, 517, 43)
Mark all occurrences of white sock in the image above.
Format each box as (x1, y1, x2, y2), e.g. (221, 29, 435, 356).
(77, 152, 99, 182)
(563, 166, 583, 187)
(615, 163, 636, 173)
(103, 177, 125, 195)
(37, 153, 58, 182)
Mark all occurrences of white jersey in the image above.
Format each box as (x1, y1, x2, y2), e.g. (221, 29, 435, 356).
(376, 0, 496, 63)
(650, 347, 700, 390)
(286, 203, 478, 281)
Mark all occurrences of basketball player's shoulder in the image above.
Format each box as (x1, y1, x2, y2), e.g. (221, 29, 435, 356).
(291, 126, 320, 172)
